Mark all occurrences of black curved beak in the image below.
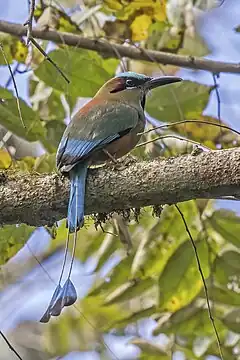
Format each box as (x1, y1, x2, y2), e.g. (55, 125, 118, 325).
(145, 76, 182, 90)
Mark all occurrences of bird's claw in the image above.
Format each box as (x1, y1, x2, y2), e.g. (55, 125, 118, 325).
(109, 155, 137, 171)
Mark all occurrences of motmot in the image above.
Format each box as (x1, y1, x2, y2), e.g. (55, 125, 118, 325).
(40, 72, 182, 322)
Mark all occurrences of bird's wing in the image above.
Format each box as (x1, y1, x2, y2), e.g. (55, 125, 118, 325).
(56, 102, 140, 171)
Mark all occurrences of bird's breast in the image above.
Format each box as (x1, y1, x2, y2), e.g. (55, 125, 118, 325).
(91, 118, 145, 164)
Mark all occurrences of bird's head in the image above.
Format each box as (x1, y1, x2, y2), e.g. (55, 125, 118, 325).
(95, 71, 182, 109)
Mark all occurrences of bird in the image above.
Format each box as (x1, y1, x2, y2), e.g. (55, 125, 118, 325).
(40, 71, 182, 322)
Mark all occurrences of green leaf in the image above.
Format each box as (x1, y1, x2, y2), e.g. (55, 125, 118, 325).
(139, 355, 168, 360)
(153, 307, 225, 337)
(0, 34, 27, 65)
(131, 202, 201, 278)
(89, 255, 133, 294)
(88, 254, 134, 297)
(111, 305, 156, 329)
(169, 114, 237, 149)
(148, 25, 209, 57)
(153, 302, 198, 335)
(208, 209, 240, 248)
(93, 233, 119, 272)
(158, 239, 212, 311)
(146, 81, 212, 122)
(214, 251, 240, 287)
(45, 120, 66, 151)
(75, 222, 115, 263)
(44, 90, 66, 122)
(180, 32, 209, 57)
(35, 48, 119, 100)
(222, 309, 240, 333)
(130, 338, 168, 356)
(104, 277, 156, 305)
(33, 153, 57, 173)
(0, 224, 35, 264)
(0, 87, 46, 142)
(79, 295, 128, 332)
(207, 285, 240, 306)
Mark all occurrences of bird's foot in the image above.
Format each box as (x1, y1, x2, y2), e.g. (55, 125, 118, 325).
(109, 155, 137, 171)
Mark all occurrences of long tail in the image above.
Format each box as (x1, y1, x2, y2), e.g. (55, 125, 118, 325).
(67, 162, 88, 233)
(40, 162, 88, 322)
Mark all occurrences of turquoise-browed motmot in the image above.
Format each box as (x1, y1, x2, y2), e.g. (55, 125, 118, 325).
(40, 72, 182, 322)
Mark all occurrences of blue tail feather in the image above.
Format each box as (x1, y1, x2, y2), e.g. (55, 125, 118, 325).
(67, 162, 88, 232)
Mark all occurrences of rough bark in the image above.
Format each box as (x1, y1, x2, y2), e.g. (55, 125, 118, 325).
(0, 20, 240, 74)
(0, 148, 239, 227)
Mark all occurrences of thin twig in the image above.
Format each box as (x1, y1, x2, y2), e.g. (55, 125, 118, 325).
(0, 20, 240, 74)
(175, 204, 224, 360)
(29, 37, 70, 84)
(5, 62, 20, 88)
(212, 74, 221, 121)
(136, 134, 211, 151)
(24, 0, 35, 45)
(0, 331, 23, 360)
(139, 119, 240, 137)
(212, 73, 223, 136)
(0, 43, 25, 128)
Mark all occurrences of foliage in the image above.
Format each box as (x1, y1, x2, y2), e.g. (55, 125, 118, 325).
(0, 0, 239, 360)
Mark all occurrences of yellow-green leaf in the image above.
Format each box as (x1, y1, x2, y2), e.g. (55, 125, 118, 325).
(158, 239, 212, 311)
(0, 224, 35, 265)
(208, 209, 240, 248)
(153, 306, 225, 337)
(146, 81, 212, 123)
(131, 338, 167, 356)
(0, 87, 46, 142)
(131, 14, 152, 41)
(214, 251, 240, 287)
(112, 305, 156, 329)
(104, 278, 156, 305)
(0, 149, 12, 169)
(222, 309, 240, 333)
(35, 48, 119, 100)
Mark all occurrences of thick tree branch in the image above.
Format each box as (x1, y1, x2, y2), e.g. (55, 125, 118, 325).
(0, 20, 240, 74)
(0, 148, 239, 227)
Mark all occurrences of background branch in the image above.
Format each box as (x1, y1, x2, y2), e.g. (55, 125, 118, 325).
(0, 20, 240, 74)
(0, 148, 239, 227)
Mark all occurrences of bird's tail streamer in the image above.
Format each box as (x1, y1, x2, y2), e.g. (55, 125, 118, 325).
(40, 162, 88, 322)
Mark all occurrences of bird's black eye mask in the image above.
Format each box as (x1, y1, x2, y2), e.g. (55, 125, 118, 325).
(110, 76, 151, 94)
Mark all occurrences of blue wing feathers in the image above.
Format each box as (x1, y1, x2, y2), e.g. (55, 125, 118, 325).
(57, 135, 119, 170)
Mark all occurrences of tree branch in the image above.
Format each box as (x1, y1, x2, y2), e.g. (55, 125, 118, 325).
(0, 148, 239, 227)
(0, 20, 240, 74)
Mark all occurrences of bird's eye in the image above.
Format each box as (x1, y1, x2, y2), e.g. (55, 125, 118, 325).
(126, 79, 135, 87)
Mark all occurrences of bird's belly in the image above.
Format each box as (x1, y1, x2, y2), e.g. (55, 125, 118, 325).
(91, 121, 144, 164)
(106, 131, 140, 159)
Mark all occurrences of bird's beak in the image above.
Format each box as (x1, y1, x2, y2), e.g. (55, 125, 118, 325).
(144, 76, 182, 90)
